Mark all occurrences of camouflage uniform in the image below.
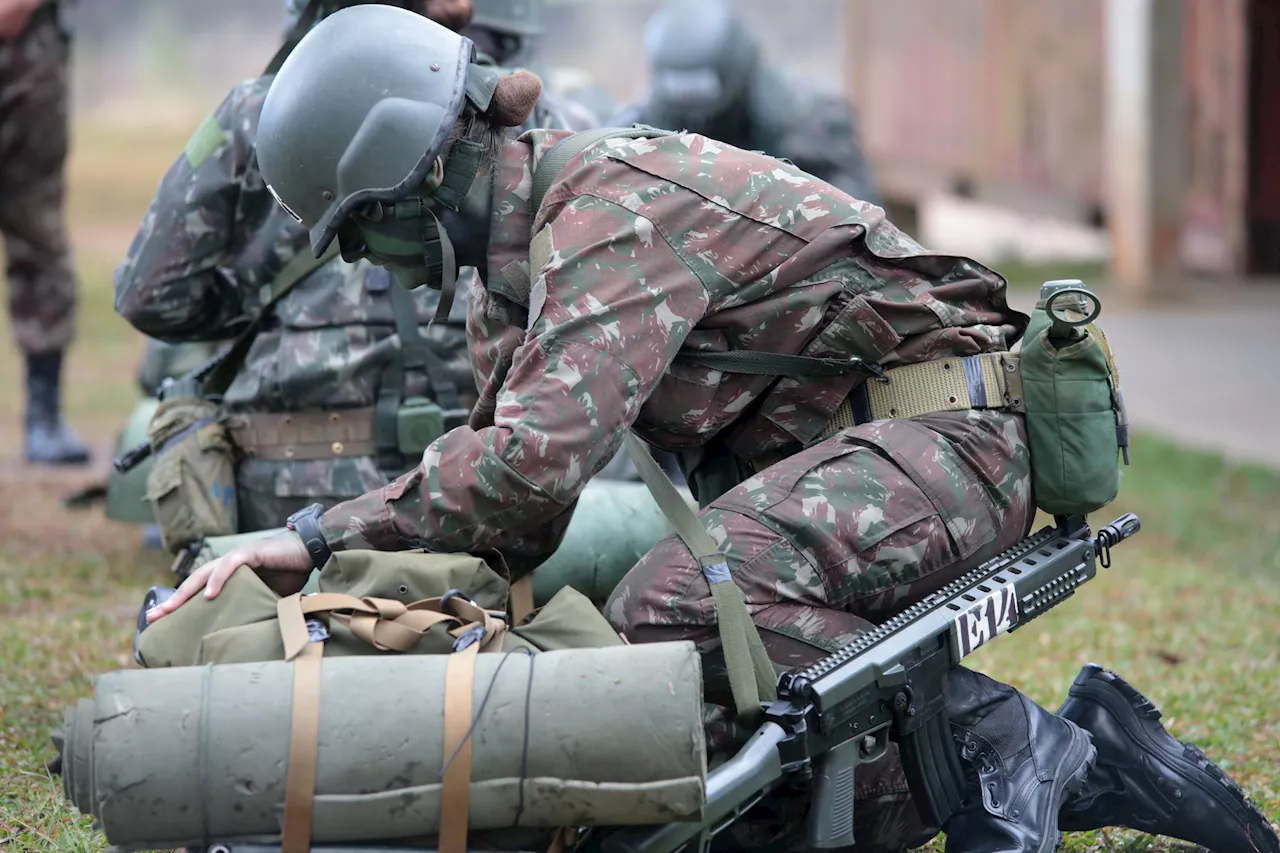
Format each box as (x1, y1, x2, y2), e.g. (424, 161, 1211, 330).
(0, 1, 74, 355)
(115, 77, 474, 533)
(315, 129, 1027, 851)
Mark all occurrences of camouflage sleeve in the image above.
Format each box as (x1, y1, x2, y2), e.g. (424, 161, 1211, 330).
(779, 94, 882, 206)
(318, 194, 710, 569)
(113, 79, 281, 341)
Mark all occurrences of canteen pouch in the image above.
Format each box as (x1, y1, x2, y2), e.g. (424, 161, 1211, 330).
(1020, 282, 1129, 516)
(396, 395, 447, 457)
(144, 395, 239, 554)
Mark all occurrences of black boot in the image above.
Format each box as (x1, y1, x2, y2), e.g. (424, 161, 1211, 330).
(943, 668, 1096, 853)
(1058, 663, 1279, 853)
(25, 350, 90, 465)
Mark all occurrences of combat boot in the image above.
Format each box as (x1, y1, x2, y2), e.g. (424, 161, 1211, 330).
(1058, 663, 1279, 853)
(25, 350, 90, 466)
(942, 668, 1095, 853)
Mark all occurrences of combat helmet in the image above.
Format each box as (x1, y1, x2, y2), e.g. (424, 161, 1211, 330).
(464, 0, 543, 66)
(643, 0, 760, 126)
(258, 4, 535, 305)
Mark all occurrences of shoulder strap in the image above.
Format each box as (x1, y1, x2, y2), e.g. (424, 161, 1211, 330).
(375, 282, 463, 471)
(622, 430, 778, 718)
(530, 126, 673, 219)
(202, 242, 339, 396)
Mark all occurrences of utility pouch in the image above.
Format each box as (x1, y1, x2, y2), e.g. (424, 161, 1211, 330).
(144, 395, 239, 554)
(1020, 281, 1129, 516)
(396, 396, 446, 458)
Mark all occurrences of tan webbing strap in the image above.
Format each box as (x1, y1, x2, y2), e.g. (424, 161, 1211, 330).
(752, 353, 1024, 474)
(440, 645, 479, 853)
(230, 408, 379, 461)
(509, 575, 536, 624)
(281, 642, 323, 853)
(622, 431, 777, 717)
(865, 352, 1023, 421)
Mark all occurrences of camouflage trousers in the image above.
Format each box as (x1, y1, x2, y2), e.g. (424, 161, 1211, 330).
(0, 11, 75, 355)
(606, 410, 1034, 853)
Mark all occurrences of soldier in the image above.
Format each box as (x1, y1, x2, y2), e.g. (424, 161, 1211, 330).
(114, 0, 479, 534)
(612, 0, 879, 204)
(462, 0, 599, 132)
(0, 0, 89, 464)
(114, 0, 601, 535)
(144, 10, 1277, 853)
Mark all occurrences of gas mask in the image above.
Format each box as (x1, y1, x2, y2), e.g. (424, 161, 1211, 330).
(334, 137, 486, 322)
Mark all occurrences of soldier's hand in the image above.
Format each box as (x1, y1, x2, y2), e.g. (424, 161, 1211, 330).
(145, 533, 313, 623)
(0, 0, 45, 40)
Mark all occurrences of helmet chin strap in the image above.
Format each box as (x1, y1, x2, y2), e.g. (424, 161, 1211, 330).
(427, 207, 458, 325)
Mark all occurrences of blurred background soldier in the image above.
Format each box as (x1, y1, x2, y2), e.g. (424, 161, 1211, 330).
(114, 0, 481, 535)
(113, 0, 618, 537)
(0, 0, 89, 465)
(613, 0, 880, 204)
(462, 0, 600, 132)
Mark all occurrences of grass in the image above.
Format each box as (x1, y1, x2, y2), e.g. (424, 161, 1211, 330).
(1, 112, 1277, 853)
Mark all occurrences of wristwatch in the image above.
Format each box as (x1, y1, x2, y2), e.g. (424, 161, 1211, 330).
(286, 502, 332, 570)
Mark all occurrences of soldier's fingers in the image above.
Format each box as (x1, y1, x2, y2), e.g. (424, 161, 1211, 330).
(146, 564, 215, 623)
(204, 555, 248, 600)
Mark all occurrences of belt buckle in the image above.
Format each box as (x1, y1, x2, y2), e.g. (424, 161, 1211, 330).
(849, 356, 889, 383)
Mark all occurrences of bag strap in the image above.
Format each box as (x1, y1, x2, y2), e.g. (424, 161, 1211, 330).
(375, 282, 464, 471)
(279, 591, 325, 853)
(278, 591, 507, 659)
(621, 431, 778, 717)
(530, 126, 673, 219)
(200, 242, 340, 397)
(440, 643, 479, 853)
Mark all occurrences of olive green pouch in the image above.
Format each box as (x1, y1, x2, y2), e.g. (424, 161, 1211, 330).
(144, 396, 239, 554)
(396, 395, 447, 457)
(1020, 282, 1129, 516)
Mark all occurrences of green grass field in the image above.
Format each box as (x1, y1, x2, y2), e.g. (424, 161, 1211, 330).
(0, 114, 1277, 853)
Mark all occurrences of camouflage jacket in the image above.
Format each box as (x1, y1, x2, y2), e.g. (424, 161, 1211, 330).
(114, 75, 473, 509)
(319, 129, 1025, 572)
(612, 65, 881, 205)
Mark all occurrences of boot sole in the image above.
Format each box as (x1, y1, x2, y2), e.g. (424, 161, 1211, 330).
(1062, 663, 1279, 853)
(1040, 720, 1096, 853)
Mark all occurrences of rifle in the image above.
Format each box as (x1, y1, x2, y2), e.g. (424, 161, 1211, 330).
(194, 512, 1141, 853)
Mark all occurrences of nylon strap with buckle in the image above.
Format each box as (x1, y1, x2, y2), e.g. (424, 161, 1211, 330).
(277, 591, 507, 659)
(375, 281, 464, 475)
(622, 431, 777, 718)
(276, 589, 501, 852)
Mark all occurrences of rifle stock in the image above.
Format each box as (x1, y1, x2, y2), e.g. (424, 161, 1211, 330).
(200, 514, 1141, 853)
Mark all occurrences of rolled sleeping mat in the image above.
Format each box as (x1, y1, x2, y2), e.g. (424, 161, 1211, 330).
(533, 480, 695, 606)
(58, 642, 706, 852)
